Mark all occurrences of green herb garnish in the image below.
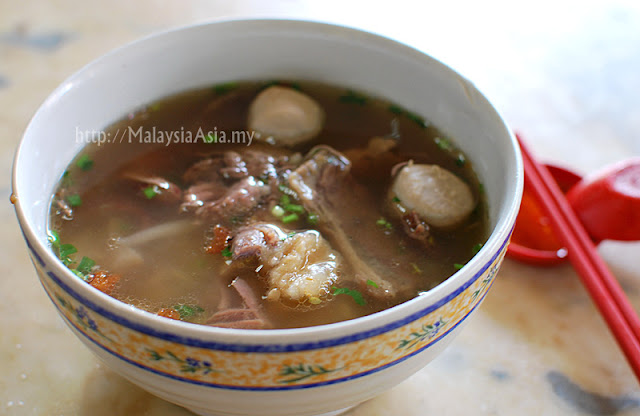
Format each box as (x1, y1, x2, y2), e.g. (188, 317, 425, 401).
(435, 137, 452, 151)
(284, 204, 304, 214)
(221, 246, 232, 258)
(478, 183, 485, 194)
(332, 286, 366, 306)
(282, 213, 299, 224)
(271, 205, 285, 217)
(307, 213, 319, 226)
(388, 104, 404, 115)
(339, 90, 367, 105)
(376, 217, 393, 230)
(58, 243, 78, 266)
(280, 194, 291, 206)
(410, 262, 422, 274)
(61, 170, 73, 186)
(455, 154, 466, 167)
(48, 230, 60, 247)
(406, 112, 427, 128)
(143, 186, 158, 199)
(76, 256, 96, 275)
(76, 155, 94, 171)
(453, 263, 465, 270)
(173, 304, 204, 319)
(392, 196, 401, 203)
(204, 132, 217, 144)
(48, 232, 93, 278)
(67, 194, 82, 207)
(213, 82, 238, 95)
(71, 269, 88, 280)
(472, 243, 484, 254)
(366, 279, 379, 288)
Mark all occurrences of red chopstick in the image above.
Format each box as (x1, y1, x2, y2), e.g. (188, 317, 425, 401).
(516, 133, 640, 382)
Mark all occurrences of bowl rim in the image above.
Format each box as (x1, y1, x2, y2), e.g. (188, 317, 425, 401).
(12, 17, 523, 348)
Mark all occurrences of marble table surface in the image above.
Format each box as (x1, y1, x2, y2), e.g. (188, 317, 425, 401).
(2, 1, 640, 415)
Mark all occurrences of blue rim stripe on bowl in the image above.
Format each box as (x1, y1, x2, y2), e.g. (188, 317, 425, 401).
(47, 273, 498, 391)
(28, 230, 511, 352)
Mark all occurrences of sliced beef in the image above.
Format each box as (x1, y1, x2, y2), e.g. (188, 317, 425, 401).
(182, 181, 228, 212)
(231, 223, 285, 260)
(182, 157, 225, 184)
(194, 176, 270, 223)
(180, 149, 302, 219)
(207, 277, 270, 329)
(219, 151, 248, 179)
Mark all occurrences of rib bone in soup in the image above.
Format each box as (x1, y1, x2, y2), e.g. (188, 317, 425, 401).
(48, 81, 488, 329)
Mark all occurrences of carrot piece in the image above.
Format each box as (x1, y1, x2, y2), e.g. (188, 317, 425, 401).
(205, 224, 232, 254)
(87, 270, 121, 295)
(157, 308, 181, 320)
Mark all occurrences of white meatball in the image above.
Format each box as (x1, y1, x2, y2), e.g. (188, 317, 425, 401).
(248, 86, 324, 146)
(392, 163, 475, 228)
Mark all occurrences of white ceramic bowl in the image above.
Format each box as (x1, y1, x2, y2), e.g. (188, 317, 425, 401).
(12, 19, 522, 416)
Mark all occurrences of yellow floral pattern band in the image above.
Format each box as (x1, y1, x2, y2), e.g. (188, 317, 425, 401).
(31, 233, 509, 390)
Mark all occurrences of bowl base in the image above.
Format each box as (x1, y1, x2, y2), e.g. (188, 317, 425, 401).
(185, 404, 355, 416)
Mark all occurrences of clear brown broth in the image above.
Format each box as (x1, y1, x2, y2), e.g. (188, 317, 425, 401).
(49, 81, 488, 329)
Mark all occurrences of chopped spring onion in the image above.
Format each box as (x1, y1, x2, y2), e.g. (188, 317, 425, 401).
(406, 112, 427, 128)
(307, 213, 319, 225)
(435, 137, 452, 151)
(332, 286, 366, 306)
(58, 243, 78, 266)
(454, 263, 465, 270)
(366, 279, 379, 288)
(410, 262, 422, 274)
(271, 205, 286, 217)
(376, 218, 393, 230)
(339, 90, 367, 105)
(392, 196, 401, 203)
(204, 132, 217, 144)
(143, 186, 158, 199)
(48, 230, 60, 247)
(76, 256, 96, 275)
(282, 213, 299, 224)
(388, 104, 404, 115)
(221, 246, 232, 258)
(71, 269, 88, 281)
(472, 243, 484, 254)
(76, 155, 94, 171)
(285, 204, 304, 214)
(213, 82, 237, 95)
(67, 194, 82, 207)
(456, 154, 466, 167)
(173, 304, 204, 319)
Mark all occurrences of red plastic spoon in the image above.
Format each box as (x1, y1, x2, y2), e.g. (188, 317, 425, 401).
(507, 159, 640, 266)
(568, 158, 640, 242)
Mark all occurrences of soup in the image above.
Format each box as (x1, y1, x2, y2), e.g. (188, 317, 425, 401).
(48, 81, 487, 329)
